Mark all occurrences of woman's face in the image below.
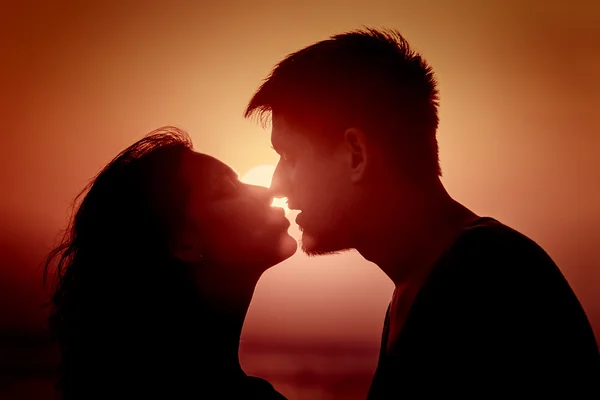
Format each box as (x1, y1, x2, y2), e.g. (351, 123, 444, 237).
(173, 150, 297, 273)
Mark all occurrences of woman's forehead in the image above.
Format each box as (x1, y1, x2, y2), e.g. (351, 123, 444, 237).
(180, 151, 236, 182)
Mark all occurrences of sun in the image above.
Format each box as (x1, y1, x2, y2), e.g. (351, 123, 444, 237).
(241, 165, 289, 211)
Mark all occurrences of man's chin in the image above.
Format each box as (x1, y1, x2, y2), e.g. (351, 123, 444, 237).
(300, 232, 348, 257)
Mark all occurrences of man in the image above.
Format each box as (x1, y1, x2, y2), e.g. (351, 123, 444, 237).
(245, 28, 599, 397)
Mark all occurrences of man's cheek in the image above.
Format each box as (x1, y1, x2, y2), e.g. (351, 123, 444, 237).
(289, 166, 300, 186)
(293, 163, 313, 189)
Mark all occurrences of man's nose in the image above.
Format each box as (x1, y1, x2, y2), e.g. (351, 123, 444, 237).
(269, 162, 289, 198)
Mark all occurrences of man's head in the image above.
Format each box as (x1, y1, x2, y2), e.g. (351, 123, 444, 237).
(245, 28, 441, 255)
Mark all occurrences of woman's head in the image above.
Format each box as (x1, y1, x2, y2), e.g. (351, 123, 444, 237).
(44, 127, 296, 396)
(172, 147, 297, 274)
(46, 126, 294, 298)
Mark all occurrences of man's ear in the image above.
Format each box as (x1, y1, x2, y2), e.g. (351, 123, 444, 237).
(343, 127, 369, 183)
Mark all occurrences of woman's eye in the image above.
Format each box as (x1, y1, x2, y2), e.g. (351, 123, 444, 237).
(215, 179, 239, 198)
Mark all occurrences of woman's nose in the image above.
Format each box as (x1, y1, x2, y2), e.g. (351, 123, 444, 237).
(246, 184, 274, 206)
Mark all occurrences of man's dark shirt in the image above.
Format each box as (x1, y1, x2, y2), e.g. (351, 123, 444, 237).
(367, 217, 599, 398)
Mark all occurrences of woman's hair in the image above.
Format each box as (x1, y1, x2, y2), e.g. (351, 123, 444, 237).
(44, 127, 207, 398)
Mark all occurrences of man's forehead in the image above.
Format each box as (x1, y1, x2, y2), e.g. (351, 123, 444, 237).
(271, 114, 338, 157)
(271, 113, 289, 137)
(271, 114, 303, 147)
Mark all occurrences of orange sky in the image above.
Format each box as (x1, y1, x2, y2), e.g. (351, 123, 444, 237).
(1, 0, 599, 347)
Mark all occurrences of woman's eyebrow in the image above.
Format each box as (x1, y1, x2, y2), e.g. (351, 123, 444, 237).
(225, 168, 239, 180)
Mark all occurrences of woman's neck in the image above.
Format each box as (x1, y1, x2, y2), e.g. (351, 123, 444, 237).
(203, 308, 248, 377)
(190, 264, 263, 376)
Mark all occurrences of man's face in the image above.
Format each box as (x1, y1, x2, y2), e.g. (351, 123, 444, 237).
(270, 114, 355, 255)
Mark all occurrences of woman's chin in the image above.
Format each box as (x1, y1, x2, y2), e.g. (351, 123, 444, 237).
(245, 232, 297, 270)
(276, 232, 298, 261)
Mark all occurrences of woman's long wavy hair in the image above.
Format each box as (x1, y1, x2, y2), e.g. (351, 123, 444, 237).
(44, 127, 207, 398)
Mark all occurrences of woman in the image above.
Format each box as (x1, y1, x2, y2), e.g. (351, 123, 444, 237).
(44, 127, 297, 399)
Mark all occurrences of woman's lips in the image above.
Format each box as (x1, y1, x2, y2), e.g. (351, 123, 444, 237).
(268, 206, 290, 227)
(271, 206, 286, 218)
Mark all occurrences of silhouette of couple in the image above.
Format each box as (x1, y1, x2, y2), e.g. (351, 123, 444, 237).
(45, 29, 599, 399)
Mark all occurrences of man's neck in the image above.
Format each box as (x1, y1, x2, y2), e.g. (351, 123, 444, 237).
(355, 184, 477, 286)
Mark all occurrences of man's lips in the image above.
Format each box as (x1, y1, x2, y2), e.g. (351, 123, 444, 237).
(284, 202, 303, 225)
(294, 211, 304, 225)
(285, 200, 300, 211)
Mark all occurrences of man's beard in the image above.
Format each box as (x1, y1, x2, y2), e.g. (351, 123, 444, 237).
(299, 226, 351, 257)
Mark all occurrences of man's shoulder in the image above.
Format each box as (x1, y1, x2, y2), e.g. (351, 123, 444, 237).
(459, 217, 542, 250)
(449, 217, 556, 269)
(429, 217, 565, 296)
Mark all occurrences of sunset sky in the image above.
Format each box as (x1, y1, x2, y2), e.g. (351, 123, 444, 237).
(1, 0, 599, 351)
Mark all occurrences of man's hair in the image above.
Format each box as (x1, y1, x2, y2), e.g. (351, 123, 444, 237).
(245, 27, 441, 179)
